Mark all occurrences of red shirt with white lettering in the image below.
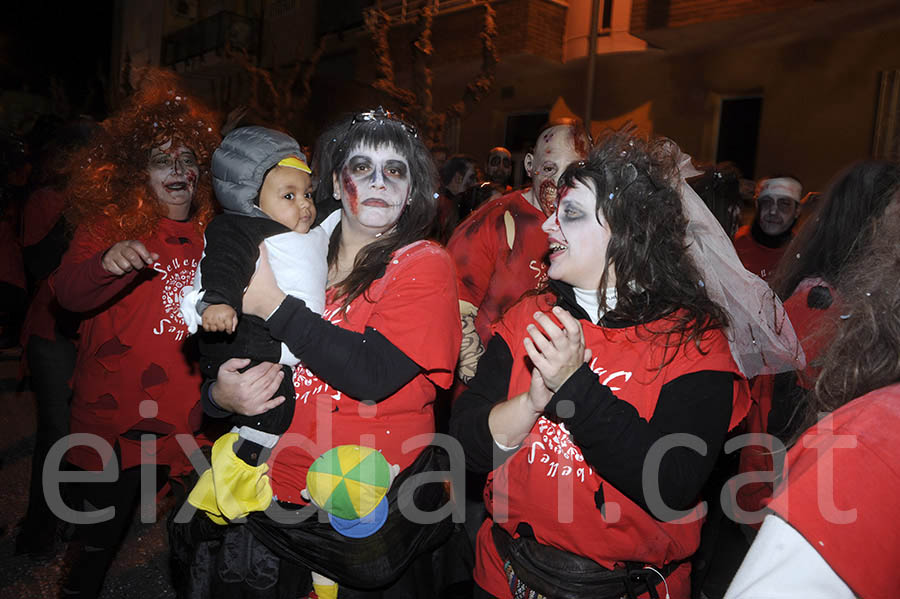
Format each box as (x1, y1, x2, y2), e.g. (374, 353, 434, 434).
(447, 190, 548, 344)
(767, 383, 900, 599)
(51, 217, 206, 475)
(475, 294, 750, 599)
(269, 241, 461, 504)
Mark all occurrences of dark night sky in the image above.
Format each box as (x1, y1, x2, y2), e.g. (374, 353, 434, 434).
(1, 1, 115, 117)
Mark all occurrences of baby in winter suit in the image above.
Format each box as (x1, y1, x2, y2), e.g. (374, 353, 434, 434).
(182, 126, 339, 524)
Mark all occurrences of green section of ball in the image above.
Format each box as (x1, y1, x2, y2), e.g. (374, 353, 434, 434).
(306, 445, 391, 519)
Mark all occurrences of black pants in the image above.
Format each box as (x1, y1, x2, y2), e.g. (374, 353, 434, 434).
(19, 331, 77, 547)
(61, 461, 170, 598)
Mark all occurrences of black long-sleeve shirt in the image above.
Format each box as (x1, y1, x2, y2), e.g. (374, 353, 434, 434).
(203, 294, 421, 416)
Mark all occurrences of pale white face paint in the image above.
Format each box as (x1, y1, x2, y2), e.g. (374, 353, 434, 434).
(147, 140, 199, 219)
(333, 143, 411, 234)
(542, 179, 614, 289)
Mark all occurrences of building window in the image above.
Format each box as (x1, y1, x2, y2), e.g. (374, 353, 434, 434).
(601, 0, 614, 30)
(715, 96, 763, 179)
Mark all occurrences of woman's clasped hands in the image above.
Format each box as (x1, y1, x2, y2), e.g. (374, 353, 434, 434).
(523, 306, 592, 413)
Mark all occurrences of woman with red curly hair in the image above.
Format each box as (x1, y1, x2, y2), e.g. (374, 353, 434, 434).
(49, 70, 220, 598)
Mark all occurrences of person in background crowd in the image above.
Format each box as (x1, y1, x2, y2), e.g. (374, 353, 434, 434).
(734, 160, 900, 520)
(451, 132, 802, 599)
(441, 154, 479, 200)
(15, 117, 100, 557)
(726, 198, 900, 599)
(430, 143, 450, 170)
(50, 70, 220, 598)
(432, 154, 478, 244)
(447, 118, 591, 383)
(0, 131, 30, 348)
(485, 146, 512, 190)
(732, 175, 803, 280)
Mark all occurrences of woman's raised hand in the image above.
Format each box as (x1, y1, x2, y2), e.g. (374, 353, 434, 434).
(523, 306, 592, 393)
(242, 243, 287, 319)
(211, 358, 286, 416)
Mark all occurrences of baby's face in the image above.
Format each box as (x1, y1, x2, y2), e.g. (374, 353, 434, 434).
(259, 166, 315, 233)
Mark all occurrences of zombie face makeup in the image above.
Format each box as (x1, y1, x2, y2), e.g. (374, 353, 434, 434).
(148, 140, 199, 219)
(486, 147, 512, 185)
(755, 177, 802, 236)
(526, 126, 585, 216)
(541, 179, 614, 289)
(333, 143, 411, 235)
(259, 166, 315, 233)
(756, 194, 800, 236)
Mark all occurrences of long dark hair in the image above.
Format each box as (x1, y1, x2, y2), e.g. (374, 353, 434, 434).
(800, 200, 900, 433)
(557, 133, 729, 366)
(771, 160, 900, 300)
(314, 109, 438, 309)
(688, 162, 743, 240)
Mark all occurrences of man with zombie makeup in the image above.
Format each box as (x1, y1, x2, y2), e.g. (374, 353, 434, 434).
(485, 146, 512, 190)
(49, 70, 220, 598)
(448, 118, 590, 382)
(733, 175, 803, 280)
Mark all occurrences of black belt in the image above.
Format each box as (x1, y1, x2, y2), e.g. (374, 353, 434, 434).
(492, 524, 683, 599)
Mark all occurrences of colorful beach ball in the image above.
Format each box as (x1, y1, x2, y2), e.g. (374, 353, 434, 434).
(306, 445, 391, 537)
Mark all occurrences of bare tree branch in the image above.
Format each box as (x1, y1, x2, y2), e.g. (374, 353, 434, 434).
(365, 1, 499, 145)
(365, 8, 417, 108)
(446, 1, 498, 120)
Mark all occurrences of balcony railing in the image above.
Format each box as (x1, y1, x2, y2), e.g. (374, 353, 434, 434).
(162, 11, 259, 66)
(376, 0, 486, 23)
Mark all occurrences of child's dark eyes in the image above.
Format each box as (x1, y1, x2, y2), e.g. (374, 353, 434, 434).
(304, 192, 313, 200)
(284, 192, 294, 200)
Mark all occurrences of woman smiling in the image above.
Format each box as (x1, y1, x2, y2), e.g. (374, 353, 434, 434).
(451, 133, 764, 599)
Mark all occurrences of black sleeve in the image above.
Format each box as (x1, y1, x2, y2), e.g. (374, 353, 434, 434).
(265, 295, 420, 403)
(767, 371, 806, 441)
(449, 334, 519, 473)
(201, 379, 232, 418)
(199, 215, 282, 309)
(546, 366, 733, 516)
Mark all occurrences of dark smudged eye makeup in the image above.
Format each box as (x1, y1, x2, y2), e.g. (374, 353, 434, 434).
(558, 198, 586, 221)
(349, 156, 372, 173)
(347, 155, 408, 179)
(384, 160, 408, 178)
